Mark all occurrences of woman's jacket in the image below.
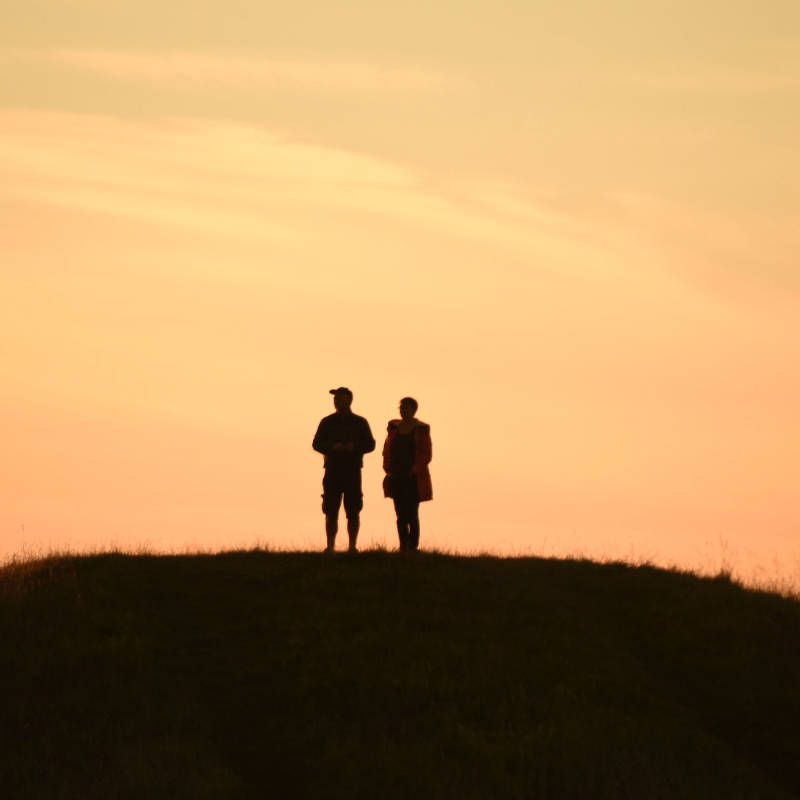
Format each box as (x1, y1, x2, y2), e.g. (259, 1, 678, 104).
(382, 419, 433, 502)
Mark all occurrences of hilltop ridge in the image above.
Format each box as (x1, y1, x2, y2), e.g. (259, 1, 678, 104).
(2, 549, 800, 799)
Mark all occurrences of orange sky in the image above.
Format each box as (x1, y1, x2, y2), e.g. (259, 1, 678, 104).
(1, 2, 799, 584)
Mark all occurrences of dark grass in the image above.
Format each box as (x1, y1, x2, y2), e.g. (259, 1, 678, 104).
(2, 548, 800, 799)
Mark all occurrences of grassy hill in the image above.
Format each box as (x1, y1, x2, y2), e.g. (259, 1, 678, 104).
(2, 548, 800, 799)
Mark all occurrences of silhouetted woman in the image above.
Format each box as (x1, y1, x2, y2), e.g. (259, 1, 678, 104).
(382, 397, 432, 552)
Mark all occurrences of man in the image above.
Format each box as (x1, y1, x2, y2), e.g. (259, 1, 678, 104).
(312, 387, 375, 552)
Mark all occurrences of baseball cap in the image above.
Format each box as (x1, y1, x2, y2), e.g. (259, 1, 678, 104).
(329, 387, 353, 398)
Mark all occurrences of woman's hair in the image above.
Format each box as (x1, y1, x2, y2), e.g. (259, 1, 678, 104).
(400, 397, 418, 414)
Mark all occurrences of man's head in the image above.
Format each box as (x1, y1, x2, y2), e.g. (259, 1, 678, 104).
(330, 387, 353, 414)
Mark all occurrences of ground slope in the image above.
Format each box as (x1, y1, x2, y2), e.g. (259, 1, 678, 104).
(2, 550, 800, 799)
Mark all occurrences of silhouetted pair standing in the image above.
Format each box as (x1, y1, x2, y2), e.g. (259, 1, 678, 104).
(312, 388, 433, 553)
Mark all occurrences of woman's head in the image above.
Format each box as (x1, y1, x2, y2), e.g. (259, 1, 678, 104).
(399, 397, 418, 420)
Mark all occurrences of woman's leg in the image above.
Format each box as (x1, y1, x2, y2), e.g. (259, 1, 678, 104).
(392, 478, 410, 550)
(393, 498, 409, 549)
(408, 497, 421, 550)
(401, 476, 421, 551)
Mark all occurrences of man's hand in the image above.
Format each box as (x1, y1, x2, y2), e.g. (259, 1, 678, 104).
(345, 442, 355, 452)
(331, 443, 345, 452)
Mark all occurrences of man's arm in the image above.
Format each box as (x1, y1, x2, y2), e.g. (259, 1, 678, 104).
(312, 417, 333, 455)
(355, 418, 376, 455)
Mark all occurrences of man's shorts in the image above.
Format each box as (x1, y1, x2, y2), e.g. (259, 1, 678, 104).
(322, 469, 363, 520)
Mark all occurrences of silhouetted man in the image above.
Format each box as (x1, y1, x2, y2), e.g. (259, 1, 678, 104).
(312, 387, 375, 552)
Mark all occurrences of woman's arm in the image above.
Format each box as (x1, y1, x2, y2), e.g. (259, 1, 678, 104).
(415, 424, 432, 468)
(382, 432, 392, 474)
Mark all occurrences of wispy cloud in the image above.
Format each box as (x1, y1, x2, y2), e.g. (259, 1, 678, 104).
(3, 110, 651, 298)
(622, 69, 800, 93)
(613, 58, 800, 93)
(2, 109, 796, 302)
(3, 48, 468, 94)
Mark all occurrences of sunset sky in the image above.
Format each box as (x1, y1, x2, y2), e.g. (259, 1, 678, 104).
(1, 1, 798, 581)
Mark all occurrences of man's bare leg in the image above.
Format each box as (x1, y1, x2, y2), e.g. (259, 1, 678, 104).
(325, 516, 337, 552)
(347, 517, 359, 552)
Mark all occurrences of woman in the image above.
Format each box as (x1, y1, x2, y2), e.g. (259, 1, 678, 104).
(382, 397, 432, 552)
